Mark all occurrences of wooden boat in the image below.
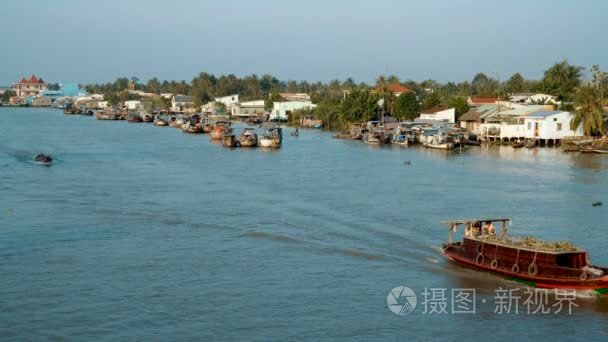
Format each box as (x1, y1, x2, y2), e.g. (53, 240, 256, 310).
(392, 127, 414, 146)
(525, 140, 537, 148)
(128, 115, 143, 123)
(222, 130, 239, 148)
(239, 128, 258, 147)
(512, 140, 525, 148)
(202, 123, 214, 133)
(421, 130, 454, 150)
(210, 121, 231, 140)
(290, 129, 299, 137)
(143, 114, 154, 122)
(441, 218, 608, 294)
(259, 127, 282, 148)
(169, 117, 180, 128)
(183, 123, 202, 134)
(154, 118, 168, 126)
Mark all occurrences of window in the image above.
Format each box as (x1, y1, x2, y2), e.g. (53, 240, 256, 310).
(557, 123, 562, 131)
(527, 122, 531, 130)
(553, 118, 557, 121)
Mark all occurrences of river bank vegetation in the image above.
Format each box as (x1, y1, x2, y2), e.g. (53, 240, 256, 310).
(82, 60, 608, 132)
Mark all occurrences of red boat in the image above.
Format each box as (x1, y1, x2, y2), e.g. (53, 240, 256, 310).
(441, 218, 608, 295)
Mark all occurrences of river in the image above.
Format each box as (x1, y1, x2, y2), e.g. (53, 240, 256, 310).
(1, 107, 608, 341)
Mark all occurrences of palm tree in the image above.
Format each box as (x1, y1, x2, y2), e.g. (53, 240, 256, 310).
(570, 84, 605, 136)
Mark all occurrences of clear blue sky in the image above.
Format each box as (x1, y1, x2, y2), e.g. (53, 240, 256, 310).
(1, 0, 606, 85)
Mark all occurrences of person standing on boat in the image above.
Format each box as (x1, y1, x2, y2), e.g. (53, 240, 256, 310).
(488, 222, 496, 236)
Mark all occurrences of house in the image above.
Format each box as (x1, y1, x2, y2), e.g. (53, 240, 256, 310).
(418, 107, 455, 123)
(31, 96, 52, 107)
(372, 83, 411, 97)
(124, 100, 142, 110)
(234, 100, 265, 117)
(279, 93, 311, 102)
(271, 101, 317, 121)
(459, 104, 506, 135)
(214, 94, 239, 115)
(171, 95, 195, 113)
(509, 93, 559, 105)
(12, 75, 48, 97)
(522, 111, 583, 142)
(467, 96, 498, 106)
(478, 105, 551, 140)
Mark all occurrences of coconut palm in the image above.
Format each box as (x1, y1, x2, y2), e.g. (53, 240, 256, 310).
(570, 84, 605, 136)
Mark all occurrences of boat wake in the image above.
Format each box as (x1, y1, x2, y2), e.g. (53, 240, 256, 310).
(337, 248, 384, 260)
(241, 231, 300, 243)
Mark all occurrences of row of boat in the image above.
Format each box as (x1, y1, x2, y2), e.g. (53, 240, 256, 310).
(80, 108, 284, 148)
(336, 121, 479, 150)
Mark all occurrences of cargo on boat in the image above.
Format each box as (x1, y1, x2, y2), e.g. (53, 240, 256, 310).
(210, 121, 231, 140)
(239, 128, 258, 147)
(222, 128, 239, 148)
(441, 218, 608, 294)
(259, 127, 282, 148)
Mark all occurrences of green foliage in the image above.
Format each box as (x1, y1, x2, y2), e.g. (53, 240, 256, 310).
(340, 88, 380, 124)
(448, 96, 469, 117)
(421, 91, 441, 109)
(570, 84, 605, 136)
(1, 90, 16, 102)
(504, 73, 525, 93)
(394, 92, 420, 120)
(541, 60, 584, 101)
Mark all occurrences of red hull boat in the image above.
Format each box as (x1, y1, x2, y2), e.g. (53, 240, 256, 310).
(441, 218, 608, 295)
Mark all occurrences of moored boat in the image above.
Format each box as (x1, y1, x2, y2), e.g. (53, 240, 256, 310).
(128, 114, 143, 123)
(222, 129, 239, 147)
(239, 128, 258, 147)
(421, 130, 454, 150)
(201, 119, 213, 133)
(143, 114, 154, 122)
(210, 121, 231, 140)
(154, 118, 168, 126)
(259, 127, 282, 148)
(512, 140, 525, 148)
(441, 218, 608, 294)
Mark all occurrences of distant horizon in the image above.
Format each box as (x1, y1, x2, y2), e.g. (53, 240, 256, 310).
(2, 0, 607, 86)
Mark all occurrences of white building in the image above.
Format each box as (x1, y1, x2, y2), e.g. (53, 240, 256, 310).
(172, 95, 195, 113)
(418, 107, 455, 123)
(215, 94, 239, 115)
(124, 100, 142, 110)
(522, 110, 583, 140)
(235, 100, 265, 117)
(271, 101, 317, 121)
(98, 101, 109, 109)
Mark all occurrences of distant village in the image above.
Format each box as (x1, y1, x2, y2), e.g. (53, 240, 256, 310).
(1, 68, 606, 151)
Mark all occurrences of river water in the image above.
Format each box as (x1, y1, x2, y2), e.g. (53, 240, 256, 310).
(1, 107, 608, 341)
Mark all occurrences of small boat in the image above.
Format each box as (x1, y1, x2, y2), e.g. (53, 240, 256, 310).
(154, 118, 168, 126)
(290, 128, 299, 137)
(201, 119, 213, 133)
(259, 127, 282, 148)
(33, 154, 53, 165)
(421, 130, 454, 150)
(239, 128, 258, 147)
(210, 121, 231, 140)
(581, 148, 608, 154)
(128, 115, 143, 123)
(512, 140, 525, 148)
(143, 114, 154, 122)
(222, 129, 239, 148)
(441, 218, 608, 294)
(183, 123, 202, 134)
(525, 140, 537, 148)
(169, 117, 180, 127)
(392, 126, 414, 146)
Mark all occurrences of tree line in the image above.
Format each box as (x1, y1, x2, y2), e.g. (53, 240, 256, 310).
(80, 60, 607, 133)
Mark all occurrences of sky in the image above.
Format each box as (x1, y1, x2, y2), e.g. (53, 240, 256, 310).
(1, 0, 607, 86)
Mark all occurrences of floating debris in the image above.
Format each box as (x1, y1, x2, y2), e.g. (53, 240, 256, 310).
(592, 201, 602, 207)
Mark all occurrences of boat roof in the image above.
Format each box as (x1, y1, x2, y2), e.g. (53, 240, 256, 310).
(466, 236, 583, 254)
(441, 218, 511, 225)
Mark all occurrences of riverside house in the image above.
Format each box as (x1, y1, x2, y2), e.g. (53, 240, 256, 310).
(270, 101, 317, 121)
(418, 106, 456, 123)
(171, 95, 195, 113)
(12, 75, 47, 97)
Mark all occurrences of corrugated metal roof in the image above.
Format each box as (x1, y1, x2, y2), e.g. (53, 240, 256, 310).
(526, 110, 563, 118)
